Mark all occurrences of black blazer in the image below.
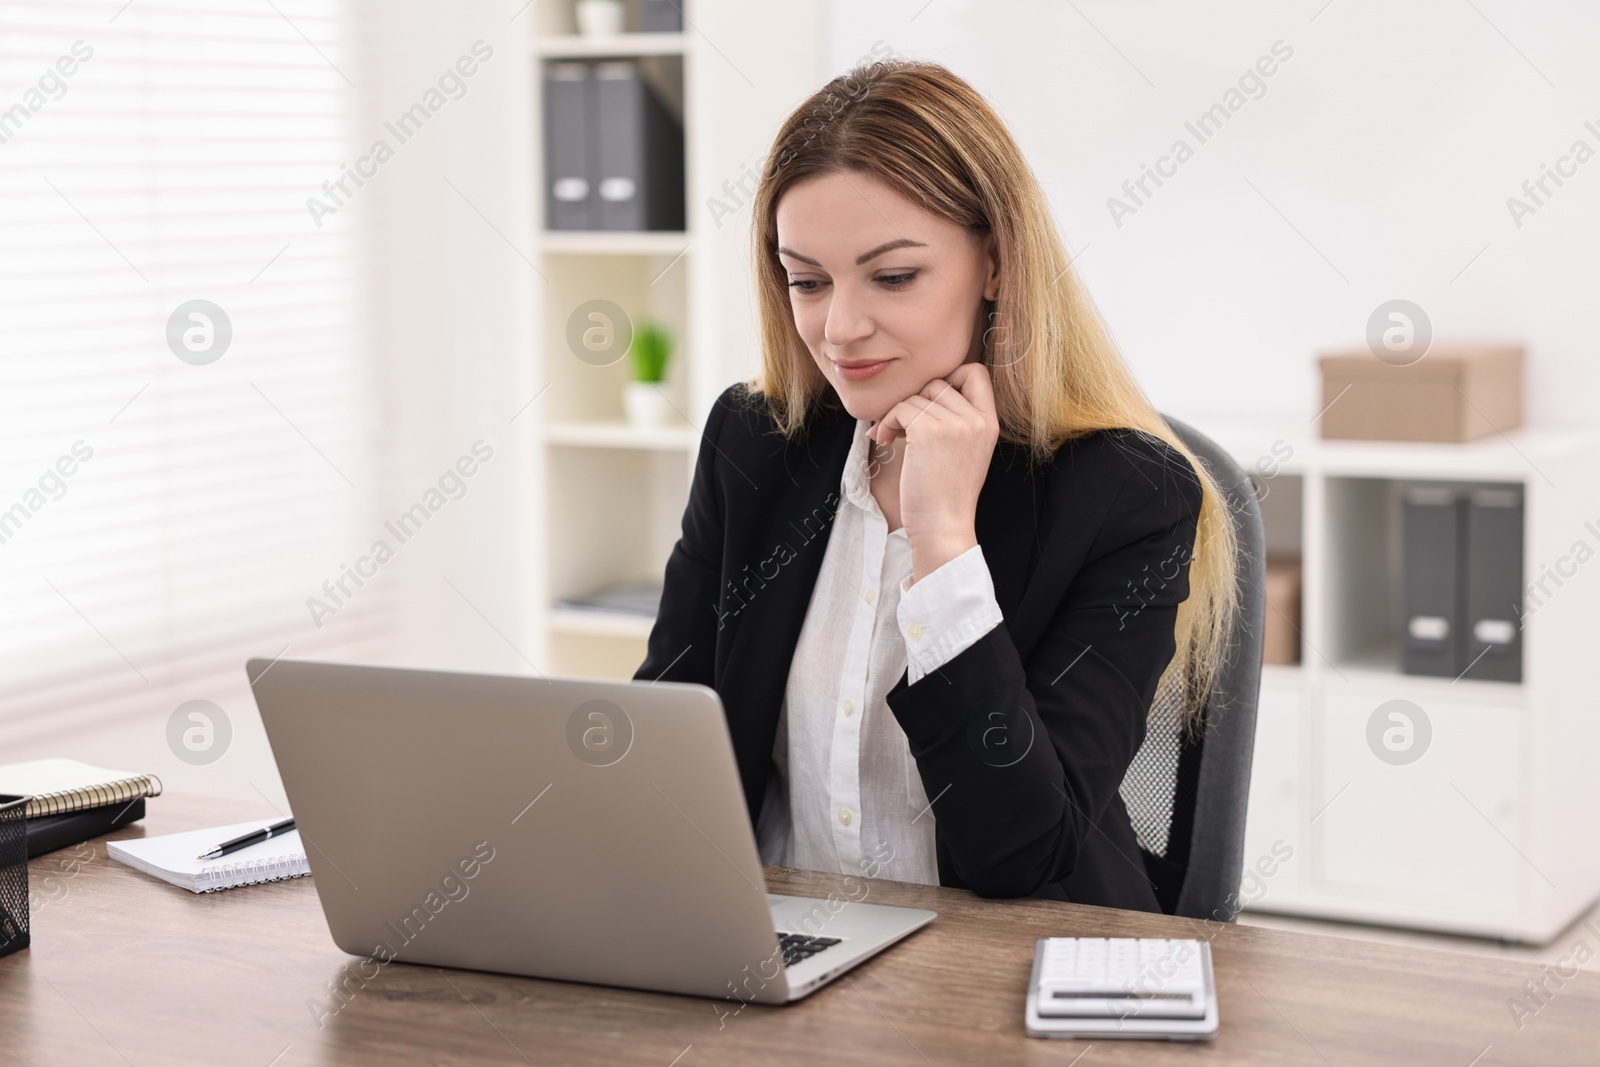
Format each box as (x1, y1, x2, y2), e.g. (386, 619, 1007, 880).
(635, 383, 1203, 913)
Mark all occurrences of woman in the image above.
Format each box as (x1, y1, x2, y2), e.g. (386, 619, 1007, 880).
(635, 59, 1239, 913)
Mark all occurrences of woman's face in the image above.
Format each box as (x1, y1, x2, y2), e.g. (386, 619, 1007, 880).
(775, 169, 998, 424)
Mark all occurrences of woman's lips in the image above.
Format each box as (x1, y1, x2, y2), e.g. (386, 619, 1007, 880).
(832, 358, 891, 382)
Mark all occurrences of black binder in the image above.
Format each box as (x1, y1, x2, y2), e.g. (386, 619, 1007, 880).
(1401, 486, 1464, 677)
(544, 61, 596, 230)
(593, 60, 684, 231)
(640, 0, 683, 32)
(1462, 487, 1524, 682)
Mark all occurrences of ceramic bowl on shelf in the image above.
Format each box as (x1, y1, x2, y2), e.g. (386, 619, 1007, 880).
(575, 0, 626, 36)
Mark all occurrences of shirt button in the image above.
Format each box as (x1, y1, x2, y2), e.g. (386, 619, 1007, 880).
(838, 809, 852, 826)
(907, 623, 924, 641)
(864, 588, 877, 605)
(842, 700, 854, 717)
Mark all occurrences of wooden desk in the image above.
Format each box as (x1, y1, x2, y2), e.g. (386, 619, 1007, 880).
(4, 795, 1596, 1066)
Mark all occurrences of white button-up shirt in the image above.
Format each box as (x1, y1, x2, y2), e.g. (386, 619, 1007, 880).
(754, 417, 1005, 885)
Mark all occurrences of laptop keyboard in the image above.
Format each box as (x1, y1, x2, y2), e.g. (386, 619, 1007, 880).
(776, 932, 841, 967)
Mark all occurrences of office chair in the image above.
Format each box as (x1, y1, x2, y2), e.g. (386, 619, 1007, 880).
(1117, 414, 1266, 922)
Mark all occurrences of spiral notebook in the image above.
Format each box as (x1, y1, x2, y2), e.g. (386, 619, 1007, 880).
(0, 758, 163, 818)
(108, 819, 309, 893)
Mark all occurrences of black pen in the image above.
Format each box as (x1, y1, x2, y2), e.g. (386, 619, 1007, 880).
(197, 818, 296, 860)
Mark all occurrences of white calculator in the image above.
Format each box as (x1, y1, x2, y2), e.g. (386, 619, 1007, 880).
(1024, 937, 1219, 1040)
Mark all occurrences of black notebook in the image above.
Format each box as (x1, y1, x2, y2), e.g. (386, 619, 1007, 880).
(25, 799, 146, 859)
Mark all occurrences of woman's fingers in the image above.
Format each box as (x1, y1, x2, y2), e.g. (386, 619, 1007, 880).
(920, 378, 982, 423)
(944, 361, 997, 417)
(870, 394, 945, 444)
(872, 395, 935, 442)
(872, 363, 999, 446)
(915, 369, 995, 439)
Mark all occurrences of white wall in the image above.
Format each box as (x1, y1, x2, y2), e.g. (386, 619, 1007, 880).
(353, 0, 540, 678)
(825, 0, 1600, 430)
(688, 0, 831, 415)
(6, 0, 538, 806)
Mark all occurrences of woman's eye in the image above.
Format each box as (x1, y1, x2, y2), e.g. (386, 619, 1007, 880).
(786, 273, 915, 294)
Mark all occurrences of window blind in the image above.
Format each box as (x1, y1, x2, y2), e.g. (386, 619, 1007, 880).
(0, 0, 390, 742)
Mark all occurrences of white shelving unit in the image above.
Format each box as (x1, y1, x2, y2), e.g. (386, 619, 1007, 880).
(521, 3, 825, 680)
(533, 30, 691, 59)
(544, 420, 700, 451)
(540, 231, 691, 256)
(1206, 420, 1600, 943)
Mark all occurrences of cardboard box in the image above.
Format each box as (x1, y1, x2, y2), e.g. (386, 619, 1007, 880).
(1317, 346, 1523, 442)
(1262, 555, 1302, 666)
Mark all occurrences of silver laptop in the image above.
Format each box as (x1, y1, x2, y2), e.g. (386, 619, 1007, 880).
(248, 658, 935, 1004)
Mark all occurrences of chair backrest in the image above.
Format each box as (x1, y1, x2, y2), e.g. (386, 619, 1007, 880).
(1117, 414, 1266, 922)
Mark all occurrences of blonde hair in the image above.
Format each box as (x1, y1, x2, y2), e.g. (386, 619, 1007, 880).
(746, 58, 1241, 733)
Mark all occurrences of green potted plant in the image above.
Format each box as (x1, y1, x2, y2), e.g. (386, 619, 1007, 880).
(623, 320, 675, 426)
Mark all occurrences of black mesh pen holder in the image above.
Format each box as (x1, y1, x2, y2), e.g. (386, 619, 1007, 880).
(0, 795, 29, 958)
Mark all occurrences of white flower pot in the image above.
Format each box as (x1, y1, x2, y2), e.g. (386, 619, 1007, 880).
(624, 382, 674, 426)
(575, 0, 626, 36)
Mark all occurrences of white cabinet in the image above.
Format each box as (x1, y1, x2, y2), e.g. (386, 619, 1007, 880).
(1313, 691, 1521, 928)
(1215, 422, 1600, 943)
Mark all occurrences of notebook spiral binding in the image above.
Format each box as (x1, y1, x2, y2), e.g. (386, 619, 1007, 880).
(196, 852, 309, 893)
(25, 774, 164, 818)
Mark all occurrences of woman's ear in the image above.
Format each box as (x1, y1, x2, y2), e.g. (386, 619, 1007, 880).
(980, 231, 1000, 301)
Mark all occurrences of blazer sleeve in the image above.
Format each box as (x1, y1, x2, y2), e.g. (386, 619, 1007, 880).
(633, 388, 735, 686)
(885, 439, 1204, 897)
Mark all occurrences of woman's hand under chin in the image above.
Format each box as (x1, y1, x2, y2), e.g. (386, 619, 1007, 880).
(867, 361, 1001, 583)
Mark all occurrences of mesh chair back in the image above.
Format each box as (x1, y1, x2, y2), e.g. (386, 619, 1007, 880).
(1117, 415, 1266, 921)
